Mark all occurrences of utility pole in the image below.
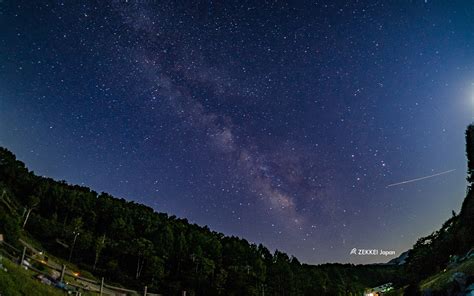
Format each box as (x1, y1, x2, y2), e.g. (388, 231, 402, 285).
(99, 277, 104, 295)
(60, 264, 66, 282)
(20, 246, 26, 266)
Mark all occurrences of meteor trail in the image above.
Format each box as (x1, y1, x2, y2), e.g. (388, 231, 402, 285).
(387, 169, 456, 188)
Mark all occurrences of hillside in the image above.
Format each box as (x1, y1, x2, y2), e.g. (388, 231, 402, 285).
(420, 256, 474, 292)
(0, 147, 400, 295)
(395, 125, 474, 295)
(4, 125, 474, 295)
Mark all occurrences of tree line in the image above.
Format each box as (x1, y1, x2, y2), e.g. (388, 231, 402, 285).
(404, 125, 474, 288)
(0, 146, 399, 295)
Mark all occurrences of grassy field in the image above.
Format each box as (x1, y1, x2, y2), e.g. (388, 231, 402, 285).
(420, 257, 474, 291)
(1, 235, 136, 295)
(0, 256, 66, 296)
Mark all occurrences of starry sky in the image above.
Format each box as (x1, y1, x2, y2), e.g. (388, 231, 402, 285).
(1, 1, 474, 264)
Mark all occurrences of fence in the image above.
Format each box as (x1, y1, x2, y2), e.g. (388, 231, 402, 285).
(0, 240, 161, 296)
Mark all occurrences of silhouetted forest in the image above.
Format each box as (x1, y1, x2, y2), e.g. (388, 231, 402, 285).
(404, 125, 474, 284)
(0, 147, 400, 295)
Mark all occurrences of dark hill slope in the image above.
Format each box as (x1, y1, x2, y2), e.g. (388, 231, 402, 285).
(404, 125, 474, 286)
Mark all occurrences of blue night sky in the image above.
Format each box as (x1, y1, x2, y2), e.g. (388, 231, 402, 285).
(1, 1, 474, 264)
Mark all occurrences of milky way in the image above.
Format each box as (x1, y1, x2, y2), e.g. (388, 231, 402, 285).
(1, 1, 473, 263)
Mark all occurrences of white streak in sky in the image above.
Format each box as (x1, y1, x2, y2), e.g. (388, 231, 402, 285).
(387, 169, 456, 188)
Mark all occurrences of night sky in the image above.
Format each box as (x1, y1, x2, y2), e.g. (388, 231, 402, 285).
(1, 1, 474, 264)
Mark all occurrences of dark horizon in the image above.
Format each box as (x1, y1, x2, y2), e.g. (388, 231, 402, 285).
(1, 1, 474, 264)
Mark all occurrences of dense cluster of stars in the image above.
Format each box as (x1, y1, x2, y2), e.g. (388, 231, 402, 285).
(1, 1, 473, 263)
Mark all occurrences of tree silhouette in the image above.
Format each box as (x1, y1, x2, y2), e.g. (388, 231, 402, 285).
(22, 195, 39, 228)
